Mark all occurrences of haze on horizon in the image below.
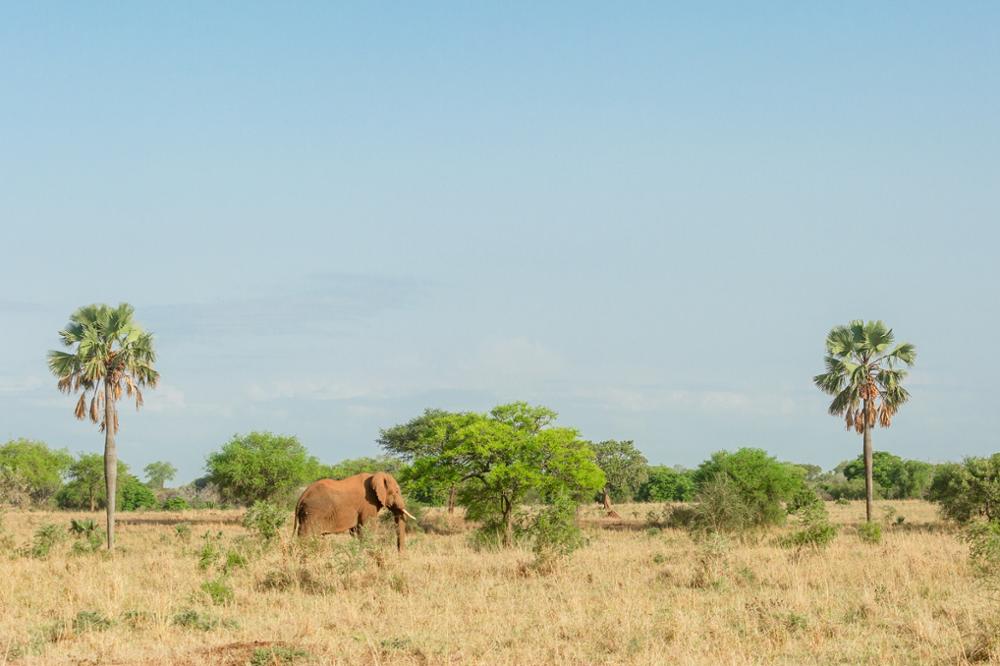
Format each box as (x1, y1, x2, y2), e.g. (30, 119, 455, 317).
(1, 4, 997, 482)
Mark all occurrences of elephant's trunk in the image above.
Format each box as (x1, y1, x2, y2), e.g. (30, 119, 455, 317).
(395, 513, 406, 553)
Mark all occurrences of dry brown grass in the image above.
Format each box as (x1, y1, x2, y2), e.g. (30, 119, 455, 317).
(0, 500, 996, 665)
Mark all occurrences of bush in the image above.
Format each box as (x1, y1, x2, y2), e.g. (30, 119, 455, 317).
(929, 456, 1000, 523)
(858, 522, 882, 544)
(686, 474, 755, 535)
(206, 432, 320, 505)
(964, 521, 1000, 577)
(69, 519, 104, 554)
(161, 496, 190, 512)
(242, 501, 287, 542)
(636, 466, 696, 502)
(522, 492, 586, 571)
(26, 523, 66, 559)
(779, 502, 837, 550)
(119, 474, 158, 511)
(693, 448, 807, 528)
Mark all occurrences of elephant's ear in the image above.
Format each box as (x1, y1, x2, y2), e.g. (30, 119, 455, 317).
(371, 472, 389, 506)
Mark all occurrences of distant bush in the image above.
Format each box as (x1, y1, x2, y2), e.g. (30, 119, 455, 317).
(200, 577, 235, 605)
(206, 432, 320, 506)
(964, 521, 1000, 577)
(779, 502, 837, 550)
(858, 522, 882, 544)
(73, 610, 113, 633)
(119, 474, 158, 511)
(242, 501, 287, 542)
(929, 455, 1000, 523)
(161, 496, 190, 511)
(693, 448, 807, 528)
(684, 474, 755, 536)
(636, 466, 696, 502)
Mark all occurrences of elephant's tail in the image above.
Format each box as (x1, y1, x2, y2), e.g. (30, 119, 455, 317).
(291, 498, 301, 539)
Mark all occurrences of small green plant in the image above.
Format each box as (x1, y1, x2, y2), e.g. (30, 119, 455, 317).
(174, 522, 192, 542)
(120, 609, 152, 629)
(242, 501, 287, 542)
(780, 502, 837, 550)
(26, 523, 67, 559)
(171, 607, 237, 631)
(223, 549, 248, 573)
(858, 522, 883, 544)
(248, 646, 310, 666)
(69, 518, 97, 535)
(197, 540, 220, 570)
(162, 496, 190, 511)
(200, 577, 235, 605)
(835, 497, 850, 506)
(72, 610, 113, 633)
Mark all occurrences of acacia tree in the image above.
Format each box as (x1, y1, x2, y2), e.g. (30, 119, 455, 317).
(379, 409, 478, 512)
(48, 303, 158, 549)
(591, 439, 648, 516)
(403, 403, 604, 546)
(814, 320, 916, 522)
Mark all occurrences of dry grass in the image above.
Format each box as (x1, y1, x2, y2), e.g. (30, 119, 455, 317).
(0, 501, 996, 665)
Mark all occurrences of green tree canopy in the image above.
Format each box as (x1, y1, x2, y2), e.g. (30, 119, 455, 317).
(48, 302, 159, 549)
(591, 440, 649, 507)
(143, 461, 177, 489)
(205, 431, 319, 506)
(840, 451, 934, 500)
(323, 455, 403, 479)
(399, 402, 604, 546)
(379, 409, 481, 510)
(0, 439, 73, 505)
(693, 448, 807, 527)
(929, 454, 1000, 523)
(56, 453, 139, 511)
(636, 465, 696, 502)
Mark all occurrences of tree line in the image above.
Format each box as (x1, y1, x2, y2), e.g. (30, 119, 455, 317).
(4, 424, 998, 532)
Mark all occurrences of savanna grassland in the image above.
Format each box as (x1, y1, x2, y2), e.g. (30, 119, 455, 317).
(1, 501, 996, 665)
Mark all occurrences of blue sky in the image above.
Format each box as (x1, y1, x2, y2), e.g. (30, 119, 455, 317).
(1, 3, 998, 482)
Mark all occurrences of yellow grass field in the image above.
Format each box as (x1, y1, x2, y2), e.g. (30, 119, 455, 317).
(0, 500, 996, 665)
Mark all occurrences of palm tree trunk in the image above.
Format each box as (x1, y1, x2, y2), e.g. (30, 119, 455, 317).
(863, 400, 873, 523)
(104, 382, 117, 550)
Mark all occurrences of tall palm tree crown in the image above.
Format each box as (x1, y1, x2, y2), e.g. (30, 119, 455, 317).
(48, 303, 158, 548)
(813, 320, 915, 521)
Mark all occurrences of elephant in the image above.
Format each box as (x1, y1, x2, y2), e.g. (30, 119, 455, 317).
(293, 471, 415, 552)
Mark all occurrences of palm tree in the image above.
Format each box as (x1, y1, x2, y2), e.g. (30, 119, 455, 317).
(814, 320, 915, 522)
(48, 303, 158, 549)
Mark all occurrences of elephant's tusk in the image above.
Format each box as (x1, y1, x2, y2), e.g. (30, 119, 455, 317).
(402, 509, 417, 521)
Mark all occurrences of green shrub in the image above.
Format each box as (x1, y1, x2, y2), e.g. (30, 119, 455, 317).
(172, 608, 224, 631)
(223, 550, 248, 573)
(248, 646, 310, 666)
(72, 610, 113, 633)
(522, 492, 586, 572)
(964, 521, 1000, 577)
(242, 501, 287, 542)
(119, 474, 158, 511)
(200, 577, 235, 605)
(686, 474, 755, 536)
(786, 487, 822, 514)
(693, 448, 807, 528)
(26, 523, 66, 559)
(162, 496, 190, 512)
(858, 522, 882, 544)
(175, 523, 192, 542)
(779, 502, 837, 550)
(929, 456, 1000, 523)
(68, 518, 104, 554)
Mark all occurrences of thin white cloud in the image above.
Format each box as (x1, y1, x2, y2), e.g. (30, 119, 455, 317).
(576, 386, 798, 417)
